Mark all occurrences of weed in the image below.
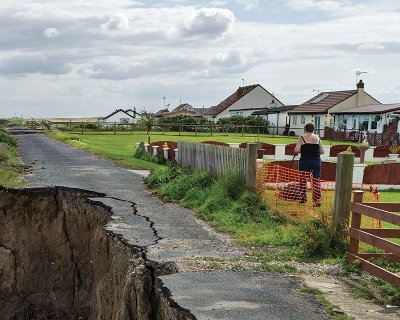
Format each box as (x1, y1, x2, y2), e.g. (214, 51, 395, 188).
(0, 131, 26, 187)
(298, 220, 349, 259)
(340, 259, 362, 276)
(133, 146, 168, 165)
(0, 131, 17, 147)
(180, 187, 208, 208)
(259, 263, 296, 273)
(144, 165, 183, 189)
(219, 167, 245, 200)
(300, 285, 352, 320)
(159, 169, 214, 202)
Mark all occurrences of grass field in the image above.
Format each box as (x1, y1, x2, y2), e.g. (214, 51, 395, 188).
(51, 130, 364, 170)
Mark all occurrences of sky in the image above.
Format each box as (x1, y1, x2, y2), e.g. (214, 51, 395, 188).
(1, 0, 400, 118)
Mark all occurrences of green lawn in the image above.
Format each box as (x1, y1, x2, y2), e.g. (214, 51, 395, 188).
(378, 190, 400, 203)
(66, 130, 299, 145)
(49, 130, 300, 170)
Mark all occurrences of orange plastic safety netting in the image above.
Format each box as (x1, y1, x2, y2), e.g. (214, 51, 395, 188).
(256, 163, 381, 229)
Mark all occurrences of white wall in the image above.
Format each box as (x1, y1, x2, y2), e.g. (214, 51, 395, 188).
(288, 114, 318, 136)
(215, 86, 283, 119)
(100, 112, 135, 124)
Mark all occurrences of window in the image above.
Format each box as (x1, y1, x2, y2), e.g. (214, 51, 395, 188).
(359, 115, 369, 131)
(310, 93, 329, 104)
(371, 116, 377, 130)
(353, 118, 357, 129)
(292, 115, 297, 126)
(300, 115, 305, 125)
(338, 115, 347, 129)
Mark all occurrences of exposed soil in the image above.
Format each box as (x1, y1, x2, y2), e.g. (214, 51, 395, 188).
(0, 187, 194, 320)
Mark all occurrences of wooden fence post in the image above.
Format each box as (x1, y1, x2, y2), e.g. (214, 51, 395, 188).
(333, 150, 355, 234)
(245, 143, 257, 190)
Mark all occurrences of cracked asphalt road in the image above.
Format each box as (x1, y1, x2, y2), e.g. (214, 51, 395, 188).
(15, 133, 331, 320)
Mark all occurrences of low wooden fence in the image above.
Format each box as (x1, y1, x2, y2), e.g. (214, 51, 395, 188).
(363, 163, 400, 184)
(177, 141, 246, 177)
(325, 127, 361, 142)
(348, 192, 400, 287)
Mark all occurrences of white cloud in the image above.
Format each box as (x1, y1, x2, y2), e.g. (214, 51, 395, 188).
(0, 1, 399, 118)
(43, 27, 59, 38)
(285, 0, 342, 12)
(0, 52, 70, 75)
(235, 0, 259, 11)
(178, 7, 235, 38)
(101, 13, 130, 31)
(208, 49, 246, 68)
(358, 43, 385, 51)
(208, 1, 228, 6)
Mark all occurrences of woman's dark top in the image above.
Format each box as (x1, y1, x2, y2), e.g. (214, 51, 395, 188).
(300, 136, 320, 160)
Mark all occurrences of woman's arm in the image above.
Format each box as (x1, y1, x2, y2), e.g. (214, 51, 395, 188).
(294, 136, 302, 154)
(319, 138, 325, 154)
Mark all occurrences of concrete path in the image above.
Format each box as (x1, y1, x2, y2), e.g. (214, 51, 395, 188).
(15, 133, 330, 320)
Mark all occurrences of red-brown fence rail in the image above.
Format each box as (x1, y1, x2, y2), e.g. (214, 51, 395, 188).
(348, 196, 400, 287)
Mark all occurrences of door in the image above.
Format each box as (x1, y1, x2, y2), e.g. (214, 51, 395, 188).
(314, 116, 321, 135)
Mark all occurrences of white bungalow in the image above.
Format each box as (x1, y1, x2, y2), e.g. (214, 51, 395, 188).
(204, 84, 284, 120)
(287, 80, 380, 136)
(99, 109, 141, 124)
(330, 104, 400, 134)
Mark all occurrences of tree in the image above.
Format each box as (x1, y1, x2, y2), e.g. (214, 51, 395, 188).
(139, 112, 156, 144)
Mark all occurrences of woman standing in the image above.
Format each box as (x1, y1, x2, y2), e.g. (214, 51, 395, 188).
(294, 122, 324, 205)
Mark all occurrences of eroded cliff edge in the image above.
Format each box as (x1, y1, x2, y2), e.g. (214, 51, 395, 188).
(0, 187, 194, 320)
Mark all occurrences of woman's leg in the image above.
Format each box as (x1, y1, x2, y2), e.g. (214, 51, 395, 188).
(310, 161, 322, 205)
(298, 159, 311, 203)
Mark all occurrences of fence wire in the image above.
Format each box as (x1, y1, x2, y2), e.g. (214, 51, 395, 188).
(256, 163, 381, 228)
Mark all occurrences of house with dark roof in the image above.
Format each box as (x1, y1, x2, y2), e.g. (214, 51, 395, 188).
(330, 103, 400, 134)
(204, 84, 284, 120)
(155, 103, 209, 118)
(287, 80, 380, 136)
(99, 108, 141, 124)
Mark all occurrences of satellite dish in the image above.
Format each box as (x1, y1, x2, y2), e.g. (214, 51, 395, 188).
(375, 115, 381, 121)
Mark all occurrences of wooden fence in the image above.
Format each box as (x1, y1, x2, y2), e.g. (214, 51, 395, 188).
(363, 163, 400, 184)
(177, 141, 246, 177)
(348, 192, 400, 287)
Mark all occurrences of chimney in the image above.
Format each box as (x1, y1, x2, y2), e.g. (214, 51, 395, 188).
(357, 80, 365, 107)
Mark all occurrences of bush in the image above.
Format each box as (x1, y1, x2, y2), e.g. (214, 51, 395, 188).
(197, 186, 232, 218)
(0, 131, 17, 147)
(144, 165, 184, 189)
(230, 191, 267, 217)
(298, 220, 349, 259)
(134, 147, 169, 165)
(159, 169, 214, 202)
(218, 168, 246, 200)
(180, 187, 208, 208)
